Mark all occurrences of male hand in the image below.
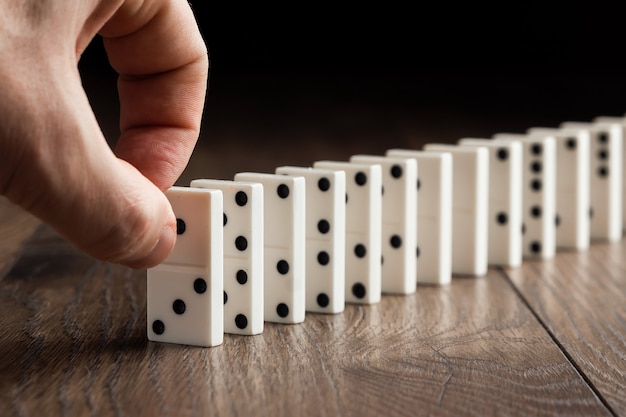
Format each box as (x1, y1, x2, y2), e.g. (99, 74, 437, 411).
(0, 0, 208, 268)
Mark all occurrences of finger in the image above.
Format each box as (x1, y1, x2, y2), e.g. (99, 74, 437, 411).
(100, 0, 208, 190)
(0, 66, 177, 269)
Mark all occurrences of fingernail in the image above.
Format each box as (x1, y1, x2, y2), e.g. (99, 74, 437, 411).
(124, 225, 176, 269)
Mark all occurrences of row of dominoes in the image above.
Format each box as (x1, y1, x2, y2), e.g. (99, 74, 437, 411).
(147, 116, 625, 347)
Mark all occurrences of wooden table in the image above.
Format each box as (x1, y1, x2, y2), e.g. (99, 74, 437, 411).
(1, 187, 625, 416)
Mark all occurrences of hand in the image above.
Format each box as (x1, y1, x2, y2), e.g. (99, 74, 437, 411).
(0, 0, 208, 268)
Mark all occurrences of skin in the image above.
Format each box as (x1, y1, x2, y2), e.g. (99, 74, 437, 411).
(0, 0, 208, 268)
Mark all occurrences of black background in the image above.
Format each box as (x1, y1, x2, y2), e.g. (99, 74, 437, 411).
(80, 3, 626, 157)
(194, 3, 616, 72)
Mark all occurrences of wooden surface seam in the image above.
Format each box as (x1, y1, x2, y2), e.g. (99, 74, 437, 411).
(498, 266, 620, 417)
(506, 245, 626, 416)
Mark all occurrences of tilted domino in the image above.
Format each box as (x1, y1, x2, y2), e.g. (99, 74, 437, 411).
(560, 121, 622, 242)
(526, 127, 590, 251)
(275, 166, 346, 314)
(147, 186, 224, 347)
(593, 116, 626, 233)
(458, 138, 523, 268)
(386, 149, 452, 285)
(350, 155, 417, 294)
(423, 144, 489, 276)
(190, 179, 264, 335)
(313, 160, 382, 304)
(493, 133, 556, 259)
(234, 172, 306, 324)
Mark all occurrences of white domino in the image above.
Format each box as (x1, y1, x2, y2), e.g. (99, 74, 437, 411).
(493, 133, 556, 259)
(560, 121, 623, 242)
(234, 172, 306, 323)
(458, 138, 523, 268)
(593, 116, 626, 233)
(350, 155, 417, 294)
(313, 161, 382, 304)
(190, 179, 264, 335)
(147, 186, 224, 347)
(275, 166, 346, 314)
(526, 127, 590, 251)
(423, 144, 488, 276)
(386, 149, 452, 285)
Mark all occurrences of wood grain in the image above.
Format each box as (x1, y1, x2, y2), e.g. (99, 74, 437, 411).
(0, 226, 612, 417)
(507, 243, 626, 415)
(0, 197, 40, 278)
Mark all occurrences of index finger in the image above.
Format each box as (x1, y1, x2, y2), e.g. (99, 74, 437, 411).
(99, 0, 208, 190)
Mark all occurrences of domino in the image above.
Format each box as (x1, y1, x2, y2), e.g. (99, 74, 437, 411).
(190, 179, 264, 335)
(422, 144, 488, 276)
(147, 186, 224, 347)
(234, 172, 306, 324)
(386, 149, 452, 285)
(350, 155, 417, 294)
(275, 166, 346, 314)
(457, 138, 523, 268)
(493, 133, 556, 259)
(313, 161, 382, 304)
(593, 116, 626, 233)
(526, 127, 590, 251)
(560, 121, 623, 242)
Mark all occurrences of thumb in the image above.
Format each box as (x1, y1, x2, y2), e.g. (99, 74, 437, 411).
(78, 159, 179, 269)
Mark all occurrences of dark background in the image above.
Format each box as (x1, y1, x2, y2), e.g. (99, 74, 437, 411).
(79, 3, 626, 181)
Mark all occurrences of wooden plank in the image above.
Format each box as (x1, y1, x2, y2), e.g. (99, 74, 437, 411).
(0, 226, 610, 417)
(0, 197, 40, 278)
(507, 241, 626, 415)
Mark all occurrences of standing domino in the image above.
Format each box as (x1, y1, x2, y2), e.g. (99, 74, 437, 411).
(190, 179, 264, 335)
(423, 144, 489, 276)
(458, 139, 523, 268)
(275, 166, 346, 314)
(313, 161, 382, 304)
(526, 128, 590, 251)
(147, 186, 224, 347)
(350, 155, 417, 294)
(560, 121, 623, 242)
(386, 149, 452, 285)
(234, 172, 306, 324)
(493, 133, 556, 259)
